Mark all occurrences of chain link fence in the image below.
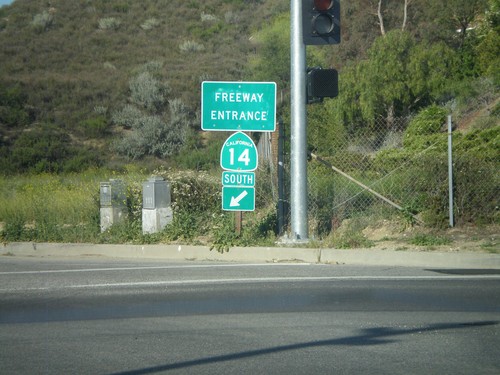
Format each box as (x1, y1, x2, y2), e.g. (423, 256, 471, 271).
(259, 113, 499, 239)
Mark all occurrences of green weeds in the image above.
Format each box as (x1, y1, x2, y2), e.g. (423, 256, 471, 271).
(0, 169, 279, 251)
(409, 233, 452, 247)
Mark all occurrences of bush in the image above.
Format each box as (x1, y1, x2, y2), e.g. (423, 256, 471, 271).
(455, 126, 500, 161)
(79, 116, 109, 138)
(129, 71, 167, 112)
(179, 40, 205, 53)
(0, 173, 102, 243)
(10, 124, 71, 173)
(173, 137, 223, 170)
(141, 18, 160, 31)
(0, 83, 30, 128)
(4, 124, 100, 174)
(113, 68, 191, 160)
(452, 154, 499, 225)
(98, 17, 121, 30)
(404, 105, 447, 141)
(32, 11, 54, 32)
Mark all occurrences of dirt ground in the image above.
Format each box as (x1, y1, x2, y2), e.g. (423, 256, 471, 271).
(361, 221, 499, 254)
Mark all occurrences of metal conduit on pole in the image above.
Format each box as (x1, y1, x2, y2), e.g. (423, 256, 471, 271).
(290, 0, 309, 241)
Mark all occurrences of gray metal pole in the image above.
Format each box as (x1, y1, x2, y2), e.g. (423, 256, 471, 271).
(448, 115, 454, 227)
(277, 117, 286, 236)
(290, 0, 308, 240)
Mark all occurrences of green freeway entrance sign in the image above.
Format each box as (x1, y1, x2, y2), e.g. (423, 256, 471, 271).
(222, 171, 255, 187)
(201, 81, 277, 132)
(222, 186, 255, 211)
(220, 132, 258, 172)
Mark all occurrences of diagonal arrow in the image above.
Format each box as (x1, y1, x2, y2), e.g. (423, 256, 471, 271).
(230, 190, 248, 207)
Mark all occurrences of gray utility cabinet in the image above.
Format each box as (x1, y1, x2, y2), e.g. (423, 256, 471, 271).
(143, 176, 171, 209)
(142, 176, 173, 234)
(99, 179, 127, 232)
(100, 179, 126, 207)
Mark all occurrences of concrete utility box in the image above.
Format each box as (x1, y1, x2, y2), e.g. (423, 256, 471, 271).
(142, 176, 171, 209)
(100, 179, 127, 232)
(142, 176, 173, 234)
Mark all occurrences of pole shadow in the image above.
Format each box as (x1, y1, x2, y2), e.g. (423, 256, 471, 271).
(110, 321, 498, 375)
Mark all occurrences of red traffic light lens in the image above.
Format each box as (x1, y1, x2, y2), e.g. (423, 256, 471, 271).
(314, 0, 334, 11)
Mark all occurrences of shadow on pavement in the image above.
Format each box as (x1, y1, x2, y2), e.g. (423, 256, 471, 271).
(110, 321, 498, 375)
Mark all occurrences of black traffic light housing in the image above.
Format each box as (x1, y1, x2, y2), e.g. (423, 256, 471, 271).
(307, 67, 338, 104)
(302, 0, 341, 45)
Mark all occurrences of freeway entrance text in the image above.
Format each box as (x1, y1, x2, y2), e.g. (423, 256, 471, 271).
(201, 81, 276, 132)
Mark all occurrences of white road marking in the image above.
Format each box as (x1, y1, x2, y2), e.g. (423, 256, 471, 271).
(0, 263, 313, 275)
(1, 275, 499, 292)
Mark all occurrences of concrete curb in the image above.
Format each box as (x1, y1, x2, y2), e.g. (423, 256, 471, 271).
(2, 242, 500, 269)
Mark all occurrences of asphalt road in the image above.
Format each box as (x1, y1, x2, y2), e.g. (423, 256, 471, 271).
(1, 257, 499, 374)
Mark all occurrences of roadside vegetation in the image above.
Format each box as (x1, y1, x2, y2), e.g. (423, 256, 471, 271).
(0, 0, 498, 250)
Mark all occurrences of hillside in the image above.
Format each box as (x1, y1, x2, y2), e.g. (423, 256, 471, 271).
(0, 0, 498, 174)
(0, 0, 287, 110)
(0, 0, 289, 169)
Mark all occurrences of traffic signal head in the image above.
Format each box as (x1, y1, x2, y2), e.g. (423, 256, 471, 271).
(302, 0, 341, 45)
(307, 67, 338, 103)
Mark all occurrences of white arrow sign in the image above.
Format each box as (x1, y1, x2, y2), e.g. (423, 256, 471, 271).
(230, 190, 249, 207)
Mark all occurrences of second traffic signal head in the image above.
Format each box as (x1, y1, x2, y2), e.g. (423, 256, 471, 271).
(302, 0, 341, 45)
(307, 67, 338, 103)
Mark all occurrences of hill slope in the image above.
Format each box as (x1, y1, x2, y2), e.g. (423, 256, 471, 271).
(0, 0, 287, 161)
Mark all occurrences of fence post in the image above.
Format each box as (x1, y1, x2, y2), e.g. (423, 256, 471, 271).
(277, 118, 287, 236)
(448, 115, 454, 227)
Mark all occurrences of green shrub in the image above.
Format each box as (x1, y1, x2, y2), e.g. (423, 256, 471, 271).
(79, 116, 109, 138)
(0, 173, 102, 243)
(174, 138, 223, 170)
(141, 18, 160, 31)
(3, 124, 101, 174)
(113, 3, 130, 13)
(179, 40, 205, 53)
(373, 148, 413, 171)
(455, 126, 500, 161)
(0, 83, 29, 128)
(325, 216, 374, 249)
(113, 68, 191, 160)
(98, 17, 121, 30)
(409, 233, 451, 246)
(452, 154, 499, 225)
(404, 105, 448, 143)
(210, 213, 240, 252)
(163, 210, 197, 242)
(129, 71, 167, 112)
(10, 124, 70, 173)
(31, 11, 54, 32)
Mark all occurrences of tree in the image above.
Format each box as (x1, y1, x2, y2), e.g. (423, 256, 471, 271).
(475, 0, 500, 83)
(330, 31, 457, 128)
(374, 0, 414, 35)
(358, 31, 416, 125)
(248, 14, 291, 90)
(422, 0, 488, 47)
(447, 0, 488, 45)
